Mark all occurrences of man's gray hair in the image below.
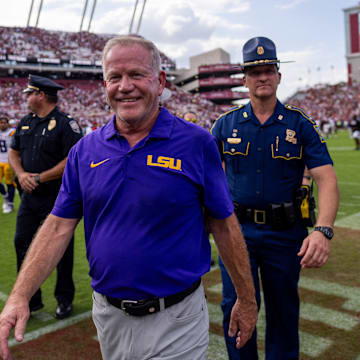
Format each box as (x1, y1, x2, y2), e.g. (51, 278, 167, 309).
(102, 35, 161, 77)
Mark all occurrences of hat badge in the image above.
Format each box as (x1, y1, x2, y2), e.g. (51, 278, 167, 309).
(257, 46, 264, 55)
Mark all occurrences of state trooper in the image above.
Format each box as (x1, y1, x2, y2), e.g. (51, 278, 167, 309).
(8, 75, 82, 319)
(211, 37, 339, 360)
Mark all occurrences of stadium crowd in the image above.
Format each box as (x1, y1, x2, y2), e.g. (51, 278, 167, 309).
(0, 26, 176, 70)
(286, 82, 360, 128)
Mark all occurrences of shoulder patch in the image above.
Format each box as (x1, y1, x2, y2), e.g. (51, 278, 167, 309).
(69, 120, 81, 134)
(285, 104, 315, 124)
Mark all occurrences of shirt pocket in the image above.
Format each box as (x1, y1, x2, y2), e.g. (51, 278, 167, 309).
(19, 133, 32, 150)
(223, 138, 250, 174)
(40, 134, 58, 155)
(271, 140, 303, 179)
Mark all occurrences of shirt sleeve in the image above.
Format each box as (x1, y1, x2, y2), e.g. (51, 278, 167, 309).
(52, 146, 83, 219)
(301, 118, 333, 170)
(210, 117, 225, 160)
(61, 117, 83, 158)
(202, 135, 234, 219)
(10, 121, 22, 151)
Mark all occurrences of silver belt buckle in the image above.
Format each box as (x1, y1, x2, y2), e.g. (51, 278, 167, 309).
(120, 300, 138, 311)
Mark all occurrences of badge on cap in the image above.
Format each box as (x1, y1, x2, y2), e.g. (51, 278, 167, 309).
(48, 119, 56, 131)
(285, 129, 297, 144)
(257, 46, 264, 55)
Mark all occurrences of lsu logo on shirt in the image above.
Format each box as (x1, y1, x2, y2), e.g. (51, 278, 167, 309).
(147, 155, 182, 171)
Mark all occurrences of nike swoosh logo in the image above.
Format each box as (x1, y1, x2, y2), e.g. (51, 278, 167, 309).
(90, 158, 110, 168)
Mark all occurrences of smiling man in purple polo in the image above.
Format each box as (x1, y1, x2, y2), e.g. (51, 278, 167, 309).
(0, 36, 257, 360)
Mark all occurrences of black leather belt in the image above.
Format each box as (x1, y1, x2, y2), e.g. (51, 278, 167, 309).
(106, 279, 201, 317)
(234, 202, 299, 229)
(234, 204, 271, 225)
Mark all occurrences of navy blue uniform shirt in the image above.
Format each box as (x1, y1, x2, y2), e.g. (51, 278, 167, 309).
(211, 100, 333, 209)
(11, 106, 82, 196)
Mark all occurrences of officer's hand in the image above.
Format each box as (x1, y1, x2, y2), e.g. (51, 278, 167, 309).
(298, 231, 330, 268)
(17, 172, 38, 193)
(228, 298, 257, 349)
(0, 296, 29, 360)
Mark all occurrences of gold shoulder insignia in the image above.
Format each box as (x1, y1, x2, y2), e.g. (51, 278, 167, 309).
(210, 105, 246, 134)
(285, 104, 315, 124)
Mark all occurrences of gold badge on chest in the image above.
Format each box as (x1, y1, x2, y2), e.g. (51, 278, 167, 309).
(48, 119, 56, 131)
(285, 129, 297, 144)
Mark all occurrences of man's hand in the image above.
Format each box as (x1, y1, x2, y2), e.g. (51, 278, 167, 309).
(298, 231, 330, 268)
(228, 298, 258, 349)
(17, 172, 39, 194)
(0, 296, 29, 360)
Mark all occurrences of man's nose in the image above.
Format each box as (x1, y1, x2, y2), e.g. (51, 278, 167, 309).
(118, 76, 134, 92)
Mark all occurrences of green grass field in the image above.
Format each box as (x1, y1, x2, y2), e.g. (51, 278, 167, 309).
(0, 129, 359, 359)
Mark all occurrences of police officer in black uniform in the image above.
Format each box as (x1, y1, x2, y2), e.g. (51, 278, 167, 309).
(211, 37, 339, 360)
(9, 75, 83, 319)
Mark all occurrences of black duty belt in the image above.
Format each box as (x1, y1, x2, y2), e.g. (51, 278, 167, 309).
(234, 202, 299, 229)
(106, 279, 201, 317)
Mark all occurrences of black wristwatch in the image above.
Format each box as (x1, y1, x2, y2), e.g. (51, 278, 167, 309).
(34, 174, 41, 184)
(314, 226, 334, 240)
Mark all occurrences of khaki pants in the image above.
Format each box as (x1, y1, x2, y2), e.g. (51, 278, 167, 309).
(92, 284, 209, 360)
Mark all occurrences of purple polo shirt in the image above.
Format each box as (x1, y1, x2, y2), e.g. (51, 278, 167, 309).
(52, 107, 233, 299)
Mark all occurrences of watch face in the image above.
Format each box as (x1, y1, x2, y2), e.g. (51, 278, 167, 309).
(316, 226, 333, 239)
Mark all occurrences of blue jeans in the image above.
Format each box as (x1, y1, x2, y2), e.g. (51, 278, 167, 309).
(219, 222, 303, 360)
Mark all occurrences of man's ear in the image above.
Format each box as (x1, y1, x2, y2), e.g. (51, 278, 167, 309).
(242, 75, 248, 88)
(158, 70, 167, 96)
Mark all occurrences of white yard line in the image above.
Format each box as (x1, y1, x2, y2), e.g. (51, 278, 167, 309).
(0, 291, 8, 302)
(335, 212, 360, 230)
(8, 311, 92, 347)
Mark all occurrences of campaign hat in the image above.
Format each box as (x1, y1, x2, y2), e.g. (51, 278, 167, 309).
(241, 36, 291, 68)
(23, 74, 64, 96)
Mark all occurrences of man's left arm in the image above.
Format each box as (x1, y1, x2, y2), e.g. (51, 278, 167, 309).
(208, 214, 257, 349)
(298, 164, 339, 268)
(36, 158, 67, 184)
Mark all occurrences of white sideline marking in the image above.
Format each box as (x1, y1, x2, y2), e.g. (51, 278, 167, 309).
(327, 146, 353, 151)
(208, 298, 332, 358)
(31, 312, 54, 322)
(300, 303, 358, 330)
(8, 311, 92, 347)
(209, 277, 360, 313)
(335, 212, 360, 230)
(299, 277, 360, 312)
(338, 181, 360, 186)
(0, 291, 8, 302)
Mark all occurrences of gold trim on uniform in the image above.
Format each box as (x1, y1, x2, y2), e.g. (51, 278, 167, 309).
(278, 115, 283, 120)
(21, 126, 30, 130)
(48, 119, 56, 131)
(243, 112, 248, 118)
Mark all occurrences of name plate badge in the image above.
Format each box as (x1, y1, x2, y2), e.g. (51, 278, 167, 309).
(227, 138, 241, 144)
